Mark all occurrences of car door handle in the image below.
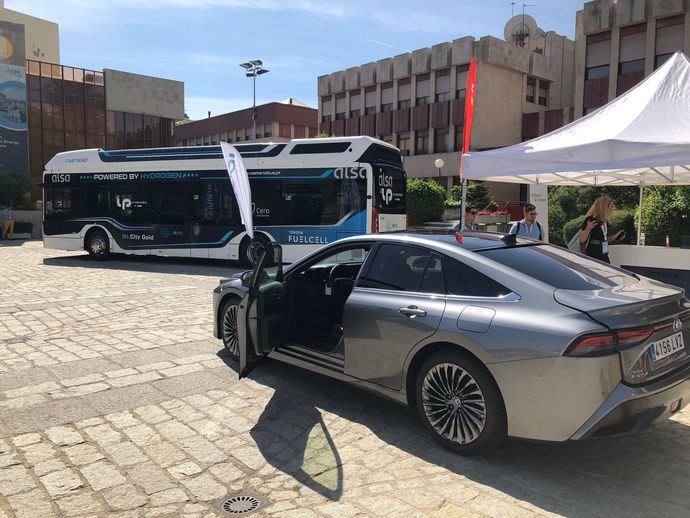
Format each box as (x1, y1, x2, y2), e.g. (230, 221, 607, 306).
(399, 306, 427, 318)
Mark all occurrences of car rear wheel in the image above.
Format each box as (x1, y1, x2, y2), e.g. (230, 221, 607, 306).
(86, 229, 110, 260)
(221, 298, 240, 360)
(415, 349, 506, 455)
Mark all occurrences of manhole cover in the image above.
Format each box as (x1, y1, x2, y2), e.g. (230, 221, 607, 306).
(211, 494, 271, 516)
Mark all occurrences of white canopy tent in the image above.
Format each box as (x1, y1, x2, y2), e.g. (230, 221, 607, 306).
(461, 52, 690, 243)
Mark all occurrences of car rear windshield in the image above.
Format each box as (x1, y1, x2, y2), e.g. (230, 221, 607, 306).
(478, 245, 637, 291)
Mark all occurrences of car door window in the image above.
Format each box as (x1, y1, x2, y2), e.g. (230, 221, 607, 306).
(360, 244, 434, 292)
(444, 256, 511, 297)
(418, 254, 445, 294)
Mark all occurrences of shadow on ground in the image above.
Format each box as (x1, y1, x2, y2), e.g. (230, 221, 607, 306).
(217, 349, 690, 517)
(43, 253, 246, 278)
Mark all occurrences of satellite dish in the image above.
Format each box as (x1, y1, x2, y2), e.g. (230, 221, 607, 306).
(504, 14, 538, 48)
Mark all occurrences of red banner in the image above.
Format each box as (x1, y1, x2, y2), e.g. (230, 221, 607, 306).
(462, 57, 477, 156)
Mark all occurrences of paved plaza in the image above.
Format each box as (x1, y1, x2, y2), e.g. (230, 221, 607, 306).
(1, 240, 689, 517)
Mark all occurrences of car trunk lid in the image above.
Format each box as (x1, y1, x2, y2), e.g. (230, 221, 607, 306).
(555, 280, 690, 385)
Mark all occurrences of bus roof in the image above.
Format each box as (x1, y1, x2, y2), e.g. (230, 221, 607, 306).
(44, 136, 401, 174)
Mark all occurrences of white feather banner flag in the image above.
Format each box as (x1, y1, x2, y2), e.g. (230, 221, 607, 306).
(220, 142, 254, 239)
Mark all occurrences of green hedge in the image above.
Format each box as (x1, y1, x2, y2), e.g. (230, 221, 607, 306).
(0, 173, 33, 208)
(641, 186, 690, 246)
(406, 179, 445, 225)
(562, 210, 636, 246)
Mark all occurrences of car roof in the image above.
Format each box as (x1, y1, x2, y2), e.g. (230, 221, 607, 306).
(343, 229, 537, 252)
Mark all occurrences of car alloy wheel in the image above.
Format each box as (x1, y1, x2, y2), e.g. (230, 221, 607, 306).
(421, 363, 487, 444)
(222, 302, 239, 359)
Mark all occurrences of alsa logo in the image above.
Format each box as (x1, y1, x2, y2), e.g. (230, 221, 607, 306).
(333, 167, 366, 180)
(115, 195, 132, 210)
(50, 173, 70, 183)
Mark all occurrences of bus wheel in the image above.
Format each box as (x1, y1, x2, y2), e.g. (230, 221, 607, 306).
(239, 234, 269, 268)
(86, 229, 110, 260)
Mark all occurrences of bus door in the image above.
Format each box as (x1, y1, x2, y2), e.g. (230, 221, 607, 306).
(190, 182, 240, 260)
(150, 184, 192, 258)
(335, 174, 367, 240)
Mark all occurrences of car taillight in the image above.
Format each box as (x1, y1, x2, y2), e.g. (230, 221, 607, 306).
(565, 326, 655, 357)
(372, 207, 379, 233)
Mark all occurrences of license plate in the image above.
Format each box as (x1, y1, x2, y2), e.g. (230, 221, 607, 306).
(650, 332, 685, 362)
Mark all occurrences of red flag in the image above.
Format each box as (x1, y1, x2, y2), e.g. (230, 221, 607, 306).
(462, 57, 477, 156)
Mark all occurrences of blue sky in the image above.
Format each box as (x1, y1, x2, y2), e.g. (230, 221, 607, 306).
(12, 0, 585, 120)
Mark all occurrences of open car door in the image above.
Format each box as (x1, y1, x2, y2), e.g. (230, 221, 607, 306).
(238, 243, 285, 379)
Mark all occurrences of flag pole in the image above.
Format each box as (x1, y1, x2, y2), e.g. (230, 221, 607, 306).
(459, 57, 477, 233)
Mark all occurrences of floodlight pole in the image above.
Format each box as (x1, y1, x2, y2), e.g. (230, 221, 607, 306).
(252, 72, 257, 142)
(239, 60, 269, 143)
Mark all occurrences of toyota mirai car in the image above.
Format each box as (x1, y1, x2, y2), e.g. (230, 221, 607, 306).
(212, 231, 690, 455)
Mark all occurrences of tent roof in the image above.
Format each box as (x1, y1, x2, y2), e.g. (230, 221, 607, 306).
(462, 52, 690, 186)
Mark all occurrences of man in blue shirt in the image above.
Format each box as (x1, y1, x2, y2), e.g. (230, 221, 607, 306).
(509, 203, 543, 240)
(2, 206, 14, 240)
(452, 206, 478, 232)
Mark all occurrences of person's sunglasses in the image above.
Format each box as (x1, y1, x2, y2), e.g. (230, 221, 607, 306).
(470, 211, 478, 215)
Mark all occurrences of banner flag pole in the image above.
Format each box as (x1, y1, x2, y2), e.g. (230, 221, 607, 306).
(459, 57, 477, 233)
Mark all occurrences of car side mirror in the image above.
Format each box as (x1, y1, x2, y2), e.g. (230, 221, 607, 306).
(240, 270, 254, 288)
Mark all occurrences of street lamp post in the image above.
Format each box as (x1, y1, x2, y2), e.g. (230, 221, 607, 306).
(239, 60, 269, 142)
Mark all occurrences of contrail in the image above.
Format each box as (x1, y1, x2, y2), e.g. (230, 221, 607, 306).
(367, 39, 407, 52)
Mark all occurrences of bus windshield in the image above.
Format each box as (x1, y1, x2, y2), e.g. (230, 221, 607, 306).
(375, 166, 406, 213)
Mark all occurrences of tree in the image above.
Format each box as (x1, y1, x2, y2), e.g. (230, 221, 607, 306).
(0, 173, 33, 208)
(641, 186, 690, 246)
(449, 181, 492, 209)
(407, 179, 445, 225)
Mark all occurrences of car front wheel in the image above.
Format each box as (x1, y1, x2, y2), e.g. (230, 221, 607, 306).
(221, 298, 240, 360)
(415, 349, 506, 455)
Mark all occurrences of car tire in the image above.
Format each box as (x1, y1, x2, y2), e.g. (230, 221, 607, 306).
(86, 229, 110, 260)
(239, 234, 270, 268)
(220, 297, 241, 361)
(415, 349, 507, 455)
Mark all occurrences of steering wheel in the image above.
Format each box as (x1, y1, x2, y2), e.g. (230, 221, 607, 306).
(328, 264, 353, 298)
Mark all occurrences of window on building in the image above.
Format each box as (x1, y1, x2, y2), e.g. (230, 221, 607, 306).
(415, 96, 430, 105)
(322, 114, 332, 123)
(456, 64, 469, 99)
(350, 109, 361, 117)
(398, 99, 411, 109)
(398, 78, 411, 109)
(618, 59, 645, 75)
(434, 128, 450, 153)
(364, 106, 377, 115)
(435, 68, 451, 103)
(526, 77, 536, 103)
(364, 85, 377, 115)
(585, 64, 610, 80)
(538, 80, 549, 106)
(398, 133, 410, 156)
(415, 130, 429, 154)
(335, 112, 346, 120)
(655, 15, 684, 69)
(416, 73, 430, 107)
(382, 134, 393, 144)
(454, 126, 463, 151)
(380, 103, 393, 112)
(435, 92, 452, 102)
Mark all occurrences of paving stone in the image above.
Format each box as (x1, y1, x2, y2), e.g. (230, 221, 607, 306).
(45, 426, 84, 446)
(7, 489, 56, 518)
(104, 411, 140, 428)
(56, 492, 105, 516)
(155, 420, 196, 441)
(208, 461, 245, 483)
(80, 460, 126, 490)
(33, 458, 67, 477)
(101, 483, 148, 511)
(144, 440, 188, 468)
(178, 435, 228, 464)
(11, 433, 41, 447)
(61, 373, 105, 387)
(133, 404, 171, 424)
(127, 462, 176, 494)
(123, 423, 162, 447)
(0, 465, 36, 495)
(168, 461, 203, 480)
(40, 468, 83, 497)
(149, 487, 190, 506)
(63, 443, 104, 466)
(103, 441, 148, 466)
(179, 473, 228, 501)
(83, 424, 123, 446)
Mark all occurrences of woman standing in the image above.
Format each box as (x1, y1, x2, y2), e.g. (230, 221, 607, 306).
(579, 196, 625, 263)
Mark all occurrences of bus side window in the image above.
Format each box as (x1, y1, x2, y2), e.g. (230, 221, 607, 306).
(45, 188, 72, 216)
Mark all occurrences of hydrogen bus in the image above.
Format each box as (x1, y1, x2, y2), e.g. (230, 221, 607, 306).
(42, 136, 407, 265)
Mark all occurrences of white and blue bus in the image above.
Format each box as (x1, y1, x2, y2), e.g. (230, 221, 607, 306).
(42, 136, 407, 265)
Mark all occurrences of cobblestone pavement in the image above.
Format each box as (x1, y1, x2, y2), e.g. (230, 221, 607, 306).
(2, 241, 690, 517)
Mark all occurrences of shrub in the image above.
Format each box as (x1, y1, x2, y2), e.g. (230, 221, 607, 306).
(562, 210, 636, 246)
(0, 173, 32, 207)
(406, 179, 445, 225)
(641, 186, 690, 246)
(449, 181, 492, 210)
(548, 204, 567, 246)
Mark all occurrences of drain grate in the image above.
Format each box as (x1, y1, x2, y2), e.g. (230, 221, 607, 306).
(211, 494, 271, 516)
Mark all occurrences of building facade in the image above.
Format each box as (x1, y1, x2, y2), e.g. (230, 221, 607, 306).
(574, 0, 690, 118)
(174, 99, 317, 147)
(317, 15, 574, 202)
(0, 0, 59, 63)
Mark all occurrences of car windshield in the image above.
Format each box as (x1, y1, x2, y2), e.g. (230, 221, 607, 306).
(479, 245, 637, 291)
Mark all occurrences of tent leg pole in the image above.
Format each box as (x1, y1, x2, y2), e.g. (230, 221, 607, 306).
(460, 178, 468, 231)
(637, 184, 644, 246)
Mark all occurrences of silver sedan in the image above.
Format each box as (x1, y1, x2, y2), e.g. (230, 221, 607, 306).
(212, 232, 690, 455)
